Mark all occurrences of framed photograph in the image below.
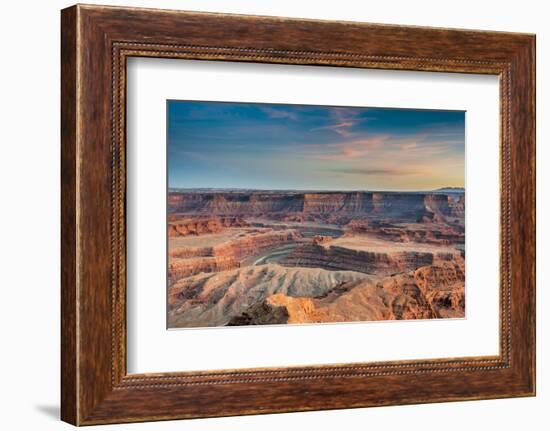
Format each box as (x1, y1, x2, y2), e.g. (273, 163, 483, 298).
(61, 4, 536, 425)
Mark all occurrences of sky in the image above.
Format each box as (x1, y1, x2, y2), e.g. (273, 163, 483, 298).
(167, 100, 465, 191)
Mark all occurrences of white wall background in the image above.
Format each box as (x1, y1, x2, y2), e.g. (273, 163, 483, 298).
(0, 0, 546, 429)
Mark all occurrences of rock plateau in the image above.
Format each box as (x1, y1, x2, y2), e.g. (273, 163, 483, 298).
(167, 190, 466, 328)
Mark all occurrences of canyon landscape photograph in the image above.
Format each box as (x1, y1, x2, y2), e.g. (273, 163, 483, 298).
(167, 101, 465, 328)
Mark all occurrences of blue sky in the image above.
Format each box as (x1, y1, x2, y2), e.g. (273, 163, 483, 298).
(167, 100, 465, 191)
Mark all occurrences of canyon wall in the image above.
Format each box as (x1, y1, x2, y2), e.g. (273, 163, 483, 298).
(280, 242, 462, 276)
(168, 191, 464, 223)
(168, 229, 301, 280)
(344, 220, 464, 246)
(168, 217, 248, 237)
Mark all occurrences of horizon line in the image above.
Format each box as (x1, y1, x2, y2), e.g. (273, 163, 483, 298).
(168, 186, 465, 193)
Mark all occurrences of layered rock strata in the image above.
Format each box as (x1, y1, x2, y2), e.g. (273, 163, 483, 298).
(280, 242, 462, 276)
(168, 191, 465, 224)
(344, 220, 464, 246)
(168, 229, 301, 280)
(168, 217, 248, 237)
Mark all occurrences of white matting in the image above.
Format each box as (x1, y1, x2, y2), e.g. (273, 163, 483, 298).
(126, 57, 500, 373)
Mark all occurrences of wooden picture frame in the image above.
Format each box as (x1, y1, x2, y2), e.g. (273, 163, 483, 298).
(61, 4, 535, 425)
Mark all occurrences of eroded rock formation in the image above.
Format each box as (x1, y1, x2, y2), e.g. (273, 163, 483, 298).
(168, 229, 302, 280)
(168, 264, 370, 328)
(226, 262, 465, 325)
(168, 217, 248, 237)
(281, 241, 463, 276)
(168, 191, 465, 224)
(166, 190, 466, 328)
(344, 220, 464, 246)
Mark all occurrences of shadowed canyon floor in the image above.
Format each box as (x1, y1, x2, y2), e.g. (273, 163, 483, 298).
(167, 190, 465, 328)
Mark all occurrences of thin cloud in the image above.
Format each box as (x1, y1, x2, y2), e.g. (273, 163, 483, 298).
(328, 167, 421, 176)
(258, 106, 299, 120)
(312, 120, 357, 137)
(311, 108, 374, 137)
(168, 100, 464, 190)
(301, 129, 463, 164)
(306, 136, 389, 160)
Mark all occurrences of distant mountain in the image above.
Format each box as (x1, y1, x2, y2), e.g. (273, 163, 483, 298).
(434, 187, 465, 193)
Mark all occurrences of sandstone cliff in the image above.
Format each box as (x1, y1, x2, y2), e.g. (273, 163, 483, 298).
(168, 217, 248, 237)
(168, 264, 370, 328)
(168, 229, 302, 280)
(168, 191, 465, 224)
(227, 262, 465, 325)
(344, 220, 464, 246)
(280, 242, 462, 276)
